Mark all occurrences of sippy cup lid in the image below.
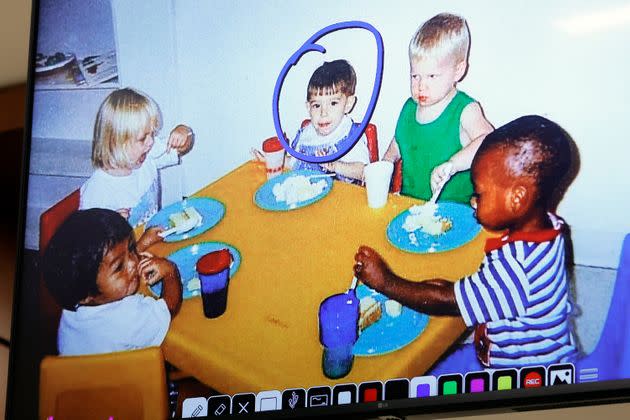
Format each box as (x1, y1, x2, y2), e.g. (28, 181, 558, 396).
(196, 249, 231, 275)
(262, 137, 284, 153)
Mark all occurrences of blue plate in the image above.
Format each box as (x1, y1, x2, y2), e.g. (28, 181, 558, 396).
(151, 242, 241, 299)
(386, 202, 481, 254)
(146, 197, 225, 242)
(354, 285, 429, 356)
(254, 170, 333, 211)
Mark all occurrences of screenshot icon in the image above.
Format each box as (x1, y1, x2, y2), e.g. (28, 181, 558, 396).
(492, 369, 518, 391)
(464, 371, 490, 393)
(282, 389, 306, 410)
(332, 384, 357, 405)
(438, 374, 462, 396)
(358, 381, 383, 403)
(409, 376, 437, 398)
(548, 363, 575, 386)
(307, 386, 332, 407)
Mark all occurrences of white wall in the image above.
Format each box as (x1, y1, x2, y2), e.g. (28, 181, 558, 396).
(67, 0, 630, 267)
(161, 0, 630, 267)
(111, 0, 185, 205)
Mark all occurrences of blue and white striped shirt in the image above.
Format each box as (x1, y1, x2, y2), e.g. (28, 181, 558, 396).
(454, 221, 577, 368)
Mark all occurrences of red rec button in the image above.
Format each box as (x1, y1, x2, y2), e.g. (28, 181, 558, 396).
(524, 372, 543, 388)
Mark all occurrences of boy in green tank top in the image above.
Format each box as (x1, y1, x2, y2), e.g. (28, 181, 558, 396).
(383, 13, 494, 204)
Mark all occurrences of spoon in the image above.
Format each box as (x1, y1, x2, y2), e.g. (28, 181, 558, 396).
(307, 173, 336, 180)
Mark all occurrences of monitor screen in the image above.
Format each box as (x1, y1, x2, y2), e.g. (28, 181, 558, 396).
(8, 0, 630, 419)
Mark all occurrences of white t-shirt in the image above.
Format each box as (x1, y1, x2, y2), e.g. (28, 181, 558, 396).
(80, 139, 179, 227)
(58, 294, 171, 356)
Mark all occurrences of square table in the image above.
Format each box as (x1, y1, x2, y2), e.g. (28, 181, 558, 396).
(148, 161, 489, 395)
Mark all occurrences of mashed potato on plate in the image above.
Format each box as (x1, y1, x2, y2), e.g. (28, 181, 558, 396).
(402, 203, 453, 236)
(272, 175, 327, 208)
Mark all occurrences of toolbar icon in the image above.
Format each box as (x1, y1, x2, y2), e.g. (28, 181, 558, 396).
(282, 388, 306, 409)
(182, 397, 208, 418)
(548, 363, 575, 386)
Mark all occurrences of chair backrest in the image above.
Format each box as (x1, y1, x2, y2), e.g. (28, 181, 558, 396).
(577, 234, 630, 381)
(300, 119, 379, 163)
(391, 160, 402, 193)
(39, 347, 169, 420)
(38, 189, 80, 356)
(39, 188, 81, 254)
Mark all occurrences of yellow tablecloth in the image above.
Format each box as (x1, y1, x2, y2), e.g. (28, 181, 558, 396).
(149, 162, 489, 394)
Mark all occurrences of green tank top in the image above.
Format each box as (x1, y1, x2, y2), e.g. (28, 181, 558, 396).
(395, 91, 475, 204)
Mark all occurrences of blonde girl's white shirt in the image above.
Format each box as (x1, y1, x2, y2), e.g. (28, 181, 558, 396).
(79, 138, 179, 227)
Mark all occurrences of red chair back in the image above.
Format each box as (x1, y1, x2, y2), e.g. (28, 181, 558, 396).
(39, 189, 81, 355)
(39, 189, 81, 254)
(300, 119, 379, 163)
(391, 160, 403, 193)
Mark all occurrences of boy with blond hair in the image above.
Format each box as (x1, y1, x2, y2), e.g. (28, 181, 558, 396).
(383, 13, 493, 203)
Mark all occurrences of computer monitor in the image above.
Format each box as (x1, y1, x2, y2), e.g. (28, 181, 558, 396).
(8, 0, 630, 419)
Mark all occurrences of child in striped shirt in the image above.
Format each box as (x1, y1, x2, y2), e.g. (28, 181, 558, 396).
(354, 115, 577, 371)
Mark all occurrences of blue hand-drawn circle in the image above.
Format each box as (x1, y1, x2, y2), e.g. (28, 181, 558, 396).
(272, 21, 384, 163)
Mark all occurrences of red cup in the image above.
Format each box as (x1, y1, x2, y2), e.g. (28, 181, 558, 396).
(262, 136, 285, 179)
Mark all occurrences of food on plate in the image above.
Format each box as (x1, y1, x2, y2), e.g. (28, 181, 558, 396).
(187, 276, 201, 293)
(169, 206, 202, 229)
(402, 202, 452, 236)
(385, 299, 402, 318)
(359, 296, 382, 332)
(272, 175, 327, 208)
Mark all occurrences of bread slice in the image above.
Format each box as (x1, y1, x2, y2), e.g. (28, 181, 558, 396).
(359, 296, 382, 332)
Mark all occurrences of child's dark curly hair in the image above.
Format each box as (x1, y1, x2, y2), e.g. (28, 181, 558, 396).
(42, 208, 134, 311)
(307, 59, 357, 101)
(475, 115, 578, 275)
(476, 115, 573, 209)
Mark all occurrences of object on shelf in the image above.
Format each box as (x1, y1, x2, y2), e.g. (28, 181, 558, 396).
(34, 51, 118, 89)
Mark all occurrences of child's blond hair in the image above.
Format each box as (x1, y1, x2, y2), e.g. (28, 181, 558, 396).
(409, 13, 470, 65)
(92, 88, 162, 170)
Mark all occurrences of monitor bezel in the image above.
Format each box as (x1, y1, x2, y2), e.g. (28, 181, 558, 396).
(7, 1, 630, 418)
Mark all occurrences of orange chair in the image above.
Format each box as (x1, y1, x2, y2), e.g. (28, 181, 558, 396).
(39, 347, 169, 420)
(300, 119, 380, 163)
(39, 189, 80, 356)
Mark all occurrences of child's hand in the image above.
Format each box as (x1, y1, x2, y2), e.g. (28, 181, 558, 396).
(431, 161, 455, 194)
(137, 226, 164, 252)
(168, 124, 194, 155)
(353, 245, 392, 292)
(117, 208, 130, 220)
(139, 253, 177, 286)
(315, 148, 336, 173)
